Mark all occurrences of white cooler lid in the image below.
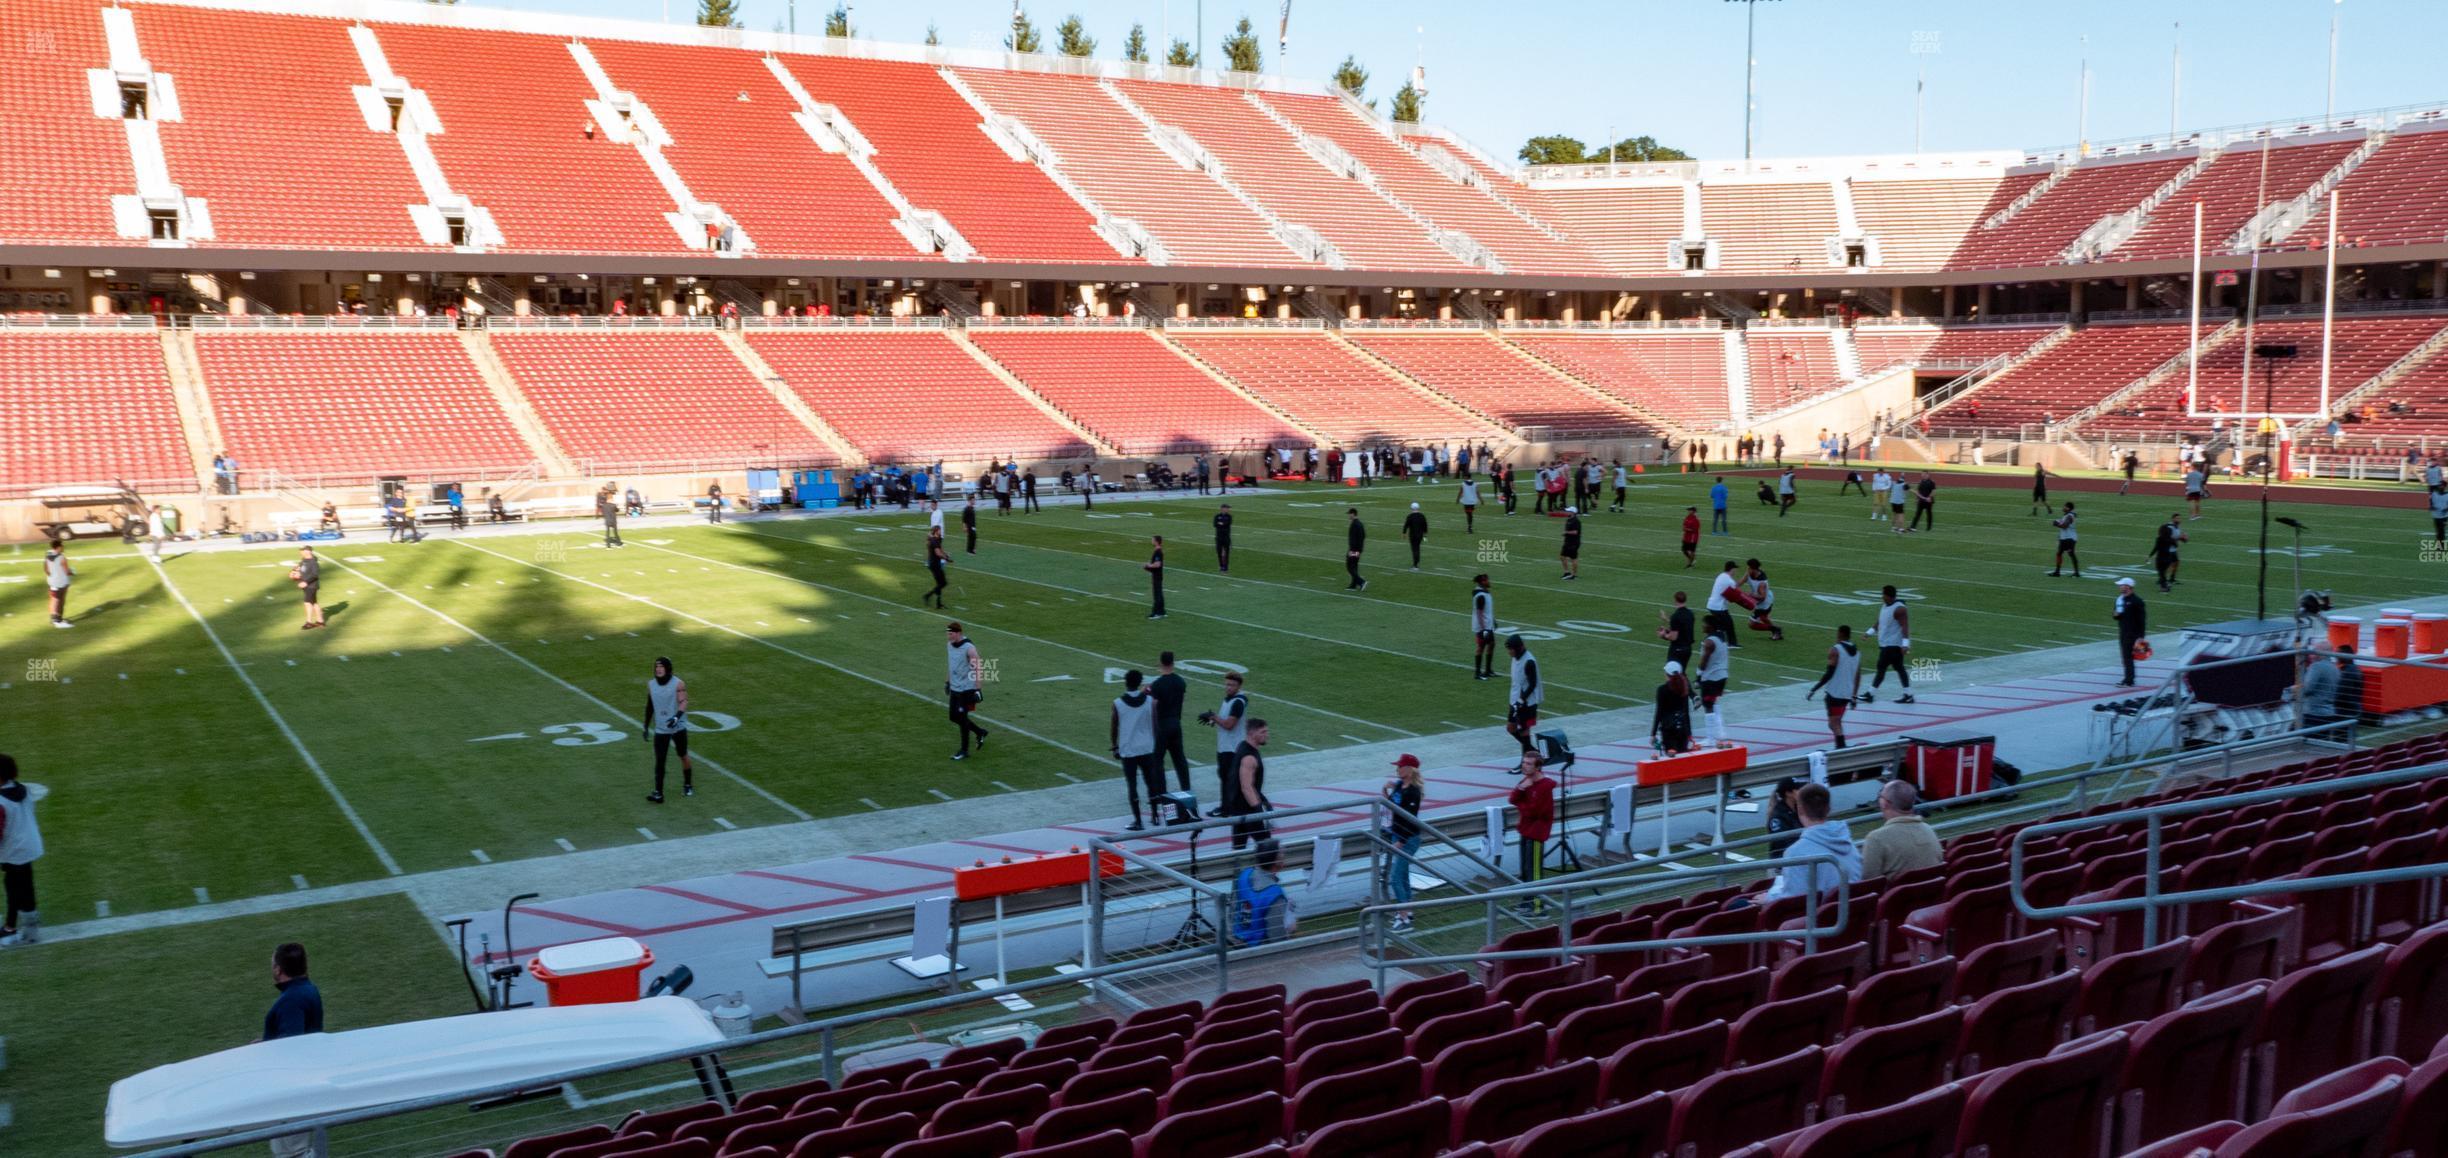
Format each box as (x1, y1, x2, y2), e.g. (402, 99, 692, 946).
(537, 936, 647, 976)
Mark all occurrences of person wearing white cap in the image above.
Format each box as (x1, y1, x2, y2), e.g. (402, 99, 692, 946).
(2113, 577, 2149, 687)
(1652, 659, 1693, 754)
(1560, 506, 1584, 580)
(1402, 502, 1429, 570)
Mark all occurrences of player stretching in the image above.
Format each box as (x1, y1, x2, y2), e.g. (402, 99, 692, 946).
(1805, 625, 1864, 748)
(945, 622, 990, 760)
(1744, 558, 1785, 641)
(642, 657, 693, 803)
(1470, 575, 1498, 681)
(1861, 586, 1915, 704)
(2150, 513, 2187, 592)
(2047, 502, 2083, 577)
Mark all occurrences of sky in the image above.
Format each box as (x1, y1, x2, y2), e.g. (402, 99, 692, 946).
(454, 0, 2447, 163)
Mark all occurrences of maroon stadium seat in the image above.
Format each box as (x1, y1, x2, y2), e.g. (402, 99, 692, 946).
(1448, 1056, 1599, 1146)
(1666, 1046, 1823, 1158)
(1495, 1090, 1672, 1158)
(1953, 1026, 2127, 1158)
(1819, 1005, 1963, 1117)
(1289, 1096, 1447, 1158)
(1132, 1091, 1284, 1158)
(2113, 982, 2268, 1151)
(1599, 1019, 1728, 1106)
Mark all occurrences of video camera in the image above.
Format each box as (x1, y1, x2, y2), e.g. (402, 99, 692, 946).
(1532, 728, 1576, 772)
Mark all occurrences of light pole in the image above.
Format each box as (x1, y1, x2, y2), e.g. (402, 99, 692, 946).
(1731, 0, 1765, 162)
(2327, 0, 2343, 121)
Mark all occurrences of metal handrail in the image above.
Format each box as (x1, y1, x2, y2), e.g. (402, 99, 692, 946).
(2008, 758, 2448, 948)
(1360, 853, 1854, 977)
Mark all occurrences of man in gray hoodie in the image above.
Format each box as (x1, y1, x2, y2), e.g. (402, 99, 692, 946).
(1765, 783, 1861, 907)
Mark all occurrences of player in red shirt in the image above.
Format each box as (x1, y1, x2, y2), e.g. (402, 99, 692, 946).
(1509, 754, 1557, 906)
(1680, 507, 1702, 569)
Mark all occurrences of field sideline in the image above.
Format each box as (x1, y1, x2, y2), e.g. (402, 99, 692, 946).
(0, 470, 2435, 930)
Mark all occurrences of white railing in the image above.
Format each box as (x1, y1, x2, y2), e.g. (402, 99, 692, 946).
(482, 314, 720, 330)
(2087, 307, 2196, 324)
(1499, 317, 1724, 331)
(2263, 297, 2448, 319)
(1159, 316, 1328, 331)
(2022, 99, 2448, 166)
(0, 312, 160, 329)
(963, 314, 1149, 329)
(1747, 316, 1838, 329)
(1341, 318, 1490, 331)
(188, 314, 456, 330)
(736, 314, 948, 330)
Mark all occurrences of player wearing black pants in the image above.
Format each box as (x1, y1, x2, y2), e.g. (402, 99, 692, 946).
(1345, 508, 1368, 590)
(1202, 675, 1250, 817)
(1403, 503, 1428, 570)
(1224, 721, 1273, 851)
(1149, 653, 1194, 797)
(2030, 466, 2051, 515)
(945, 623, 990, 759)
(961, 496, 978, 554)
(924, 531, 950, 608)
(1471, 575, 1497, 680)
(2047, 502, 2082, 577)
(1505, 635, 1543, 756)
(1213, 503, 1233, 572)
(642, 657, 693, 803)
(1863, 586, 1915, 704)
(2151, 515, 2186, 592)
(1111, 671, 1165, 830)
(1910, 475, 1937, 530)
(2113, 579, 2149, 686)
(1144, 535, 1167, 619)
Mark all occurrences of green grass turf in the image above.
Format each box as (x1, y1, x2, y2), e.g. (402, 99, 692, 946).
(0, 473, 2434, 925)
(0, 893, 467, 1156)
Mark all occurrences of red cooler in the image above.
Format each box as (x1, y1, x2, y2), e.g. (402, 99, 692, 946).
(1902, 732, 1996, 801)
(2376, 620, 2411, 660)
(2327, 616, 2361, 652)
(2415, 614, 2448, 655)
(530, 936, 654, 1006)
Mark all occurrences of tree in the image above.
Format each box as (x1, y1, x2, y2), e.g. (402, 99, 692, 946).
(426, 0, 458, 6)
(1517, 135, 1589, 165)
(1165, 38, 1198, 67)
(1055, 14, 1096, 57)
(696, 0, 740, 28)
(1331, 55, 1370, 106)
(1602, 135, 1692, 162)
(925, 23, 941, 46)
(1006, 8, 1043, 53)
(1220, 15, 1262, 73)
(1122, 22, 1149, 63)
(822, 3, 851, 37)
(1390, 81, 1423, 123)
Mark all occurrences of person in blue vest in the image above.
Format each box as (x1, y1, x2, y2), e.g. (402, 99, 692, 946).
(1233, 844, 1294, 945)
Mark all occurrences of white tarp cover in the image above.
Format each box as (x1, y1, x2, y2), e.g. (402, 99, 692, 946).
(105, 997, 724, 1148)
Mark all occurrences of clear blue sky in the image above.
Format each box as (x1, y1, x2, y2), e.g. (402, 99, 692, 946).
(466, 0, 2445, 162)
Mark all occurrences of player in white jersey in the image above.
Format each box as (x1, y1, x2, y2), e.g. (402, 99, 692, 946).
(1694, 625, 1731, 747)
(2047, 502, 2082, 578)
(1887, 475, 1912, 533)
(1870, 470, 1893, 521)
(1862, 586, 1915, 704)
(1470, 574, 1498, 681)
(1456, 477, 1482, 533)
(1805, 625, 1863, 748)
(642, 657, 692, 802)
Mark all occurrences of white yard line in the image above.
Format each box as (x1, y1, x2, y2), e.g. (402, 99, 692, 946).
(150, 560, 403, 876)
(642, 534, 1417, 739)
(330, 557, 814, 823)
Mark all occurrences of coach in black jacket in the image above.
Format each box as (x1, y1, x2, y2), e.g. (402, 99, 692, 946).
(2113, 578, 2148, 687)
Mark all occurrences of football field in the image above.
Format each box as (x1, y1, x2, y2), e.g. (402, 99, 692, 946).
(2, 469, 2435, 928)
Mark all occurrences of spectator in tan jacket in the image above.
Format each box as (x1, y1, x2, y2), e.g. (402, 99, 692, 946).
(1859, 780, 1943, 880)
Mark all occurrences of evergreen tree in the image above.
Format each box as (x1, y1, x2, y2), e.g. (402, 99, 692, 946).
(1331, 55, 1370, 106)
(1006, 9, 1043, 53)
(1601, 135, 1692, 162)
(1055, 14, 1097, 57)
(1390, 81, 1422, 123)
(823, 4, 852, 37)
(1220, 15, 1261, 72)
(696, 0, 741, 28)
(1122, 23, 1149, 63)
(1165, 38, 1198, 67)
